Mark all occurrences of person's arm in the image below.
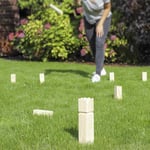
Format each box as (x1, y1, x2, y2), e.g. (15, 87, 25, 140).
(96, 2, 111, 37)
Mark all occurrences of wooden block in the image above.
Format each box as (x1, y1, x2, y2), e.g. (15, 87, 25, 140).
(142, 72, 147, 81)
(78, 112, 94, 144)
(39, 73, 45, 83)
(109, 72, 115, 81)
(33, 109, 53, 116)
(78, 98, 94, 113)
(114, 86, 122, 100)
(49, 4, 63, 15)
(11, 73, 16, 83)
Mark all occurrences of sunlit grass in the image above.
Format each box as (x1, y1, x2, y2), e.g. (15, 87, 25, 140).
(0, 58, 150, 150)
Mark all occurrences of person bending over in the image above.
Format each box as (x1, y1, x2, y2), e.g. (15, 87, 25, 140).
(76, 0, 112, 82)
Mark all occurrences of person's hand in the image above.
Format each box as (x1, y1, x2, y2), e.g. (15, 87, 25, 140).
(96, 24, 104, 37)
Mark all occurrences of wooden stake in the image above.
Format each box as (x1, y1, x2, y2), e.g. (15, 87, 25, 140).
(78, 98, 94, 144)
(50, 4, 63, 15)
(39, 73, 45, 83)
(109, 72, 115, 81)
(142, 72, 147, 81)
(114, 86, 122, 100)
(33, 109, 53, 116)
(11, 74, 16, 83)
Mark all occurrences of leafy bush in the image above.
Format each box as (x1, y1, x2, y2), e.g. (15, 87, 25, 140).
(9, 0, 149, 64)
(105, 17, 128, 63)
(10, 0, 129, 62)
(74, 5, 128, 63)
(112, 0, 150, 64)
(9, 0, 82, 61)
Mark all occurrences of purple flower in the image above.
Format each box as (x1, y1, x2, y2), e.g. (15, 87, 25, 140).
(20, 19, 28, 25)
(78, 33, 83, 39)
(18, 32, 25, 38)
(110, 35, 117, 41)
(76, 7, 83, 14)
(104, 43, 107, 50)
(8, 32, 15, 41)
(80, 48, 87, 56)
(44, 23, 51, 29)
(78, 19, 84, 32)
(16, 30, 25, 38)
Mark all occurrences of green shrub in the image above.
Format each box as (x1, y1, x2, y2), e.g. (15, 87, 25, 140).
(9, 0, 82, 61)
(10, 0, 137, 63)
(105, 12, 128, 63)
(74, 6, 128, 63)
(112, 0, 150, 64)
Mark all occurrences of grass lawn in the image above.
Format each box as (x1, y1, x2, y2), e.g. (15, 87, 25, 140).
(0, 58, 150, 150)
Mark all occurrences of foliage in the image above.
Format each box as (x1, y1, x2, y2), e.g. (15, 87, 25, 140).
(105, 16, 128, 63)
(112, 0, 150, 64)
(18, 0, 53, 10)
(9, 0, 81, 61)
(74, 5, 128, 63)
(9, 0, 150, 63)
(12, 0, 128, 62)
(10, 0, 129, 62)
(73, 9, 92, 60)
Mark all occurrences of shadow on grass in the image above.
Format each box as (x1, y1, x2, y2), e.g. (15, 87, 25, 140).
(45, 69, 89, 78)
(64, 127, 78, 140)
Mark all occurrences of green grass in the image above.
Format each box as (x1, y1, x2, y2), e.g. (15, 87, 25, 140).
(0, 58, 150, 150)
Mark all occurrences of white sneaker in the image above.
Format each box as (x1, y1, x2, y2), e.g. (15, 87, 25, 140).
(91, 74, 100, 83)
(92, 68, 107, 76)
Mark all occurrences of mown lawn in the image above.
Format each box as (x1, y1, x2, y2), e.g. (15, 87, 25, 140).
(0, 58, 150, 150)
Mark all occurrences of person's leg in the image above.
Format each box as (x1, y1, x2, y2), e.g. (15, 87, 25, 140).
(95, 17, 111, 75)
(84, 17, 96, 57)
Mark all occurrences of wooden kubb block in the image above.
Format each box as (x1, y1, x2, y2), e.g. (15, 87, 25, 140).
(78, 98, 94, 144)
(11, 74, 16, 83)
(49, 4, 63, 15)
(109, 72, 115, 81)
(78, 98, 94, 113)
(79, 112, 94, 144)
(142, 72, 147, 81)
(39, 73, 45, 83)
(114, 86, 122, 100)
(33, 109, 53, 116)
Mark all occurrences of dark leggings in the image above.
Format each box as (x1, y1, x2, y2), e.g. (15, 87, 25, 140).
(84, 16, 111, 75)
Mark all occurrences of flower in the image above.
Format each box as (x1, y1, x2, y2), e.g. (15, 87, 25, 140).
(78, 19, 84, 32)
(78, 33, 83, 39)
(104, 43, 107, 50)
(44, 23, 51, 30)
(20, 19, 28, 25)
(16, 30, 25, 38)
(76, 7, 83, 14)
(8, 32, 15, 41)
(80, 48, 87, 56)
(18, 32, 25, 38)
(110, 35, 117, 41)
